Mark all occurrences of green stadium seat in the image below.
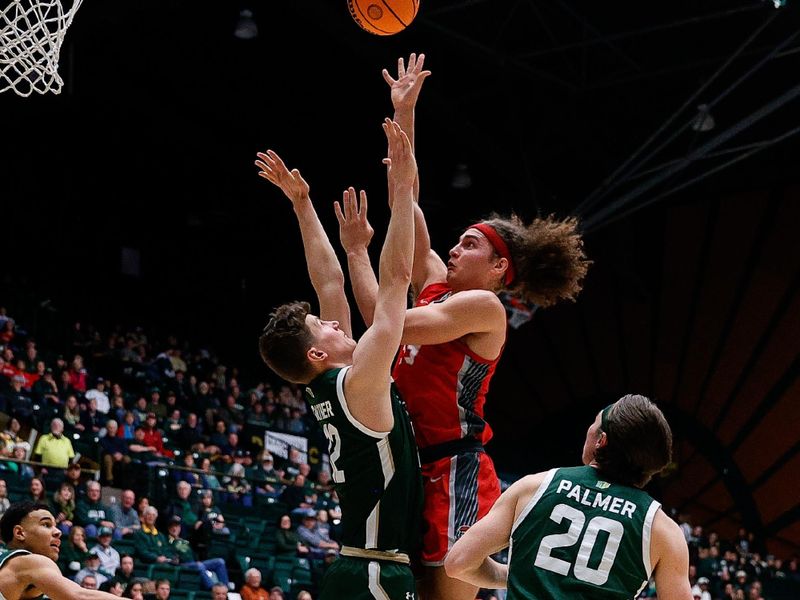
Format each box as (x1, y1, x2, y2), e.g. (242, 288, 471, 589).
(148, 563, 180, 585)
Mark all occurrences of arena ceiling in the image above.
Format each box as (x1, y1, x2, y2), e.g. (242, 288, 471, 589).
(2, 0, 799, 554)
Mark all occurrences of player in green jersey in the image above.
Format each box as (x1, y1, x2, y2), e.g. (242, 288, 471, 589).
(255, 118, 423, 600)
(0, 501, 121, 600)
(444, 394, 692, 599)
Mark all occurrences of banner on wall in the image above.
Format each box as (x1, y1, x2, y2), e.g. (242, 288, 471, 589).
(264, 430, 308, 464)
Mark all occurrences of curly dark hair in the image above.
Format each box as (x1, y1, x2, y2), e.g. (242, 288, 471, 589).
(258, 301, 316, 384)
(594, 394, 673, 488)
(481, 213, 590, 307)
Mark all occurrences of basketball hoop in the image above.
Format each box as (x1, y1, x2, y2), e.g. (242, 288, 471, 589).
(0, 0, 83, 96)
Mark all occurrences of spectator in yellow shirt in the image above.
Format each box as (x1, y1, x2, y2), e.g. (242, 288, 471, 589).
(33, 418, 75, 468)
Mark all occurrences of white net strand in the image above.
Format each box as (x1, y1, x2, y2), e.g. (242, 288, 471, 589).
(0, 0, 83, 96)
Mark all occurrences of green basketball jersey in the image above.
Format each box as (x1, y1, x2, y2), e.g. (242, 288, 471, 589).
(507, 465, 660, 599)
(306, 366, 423, 555)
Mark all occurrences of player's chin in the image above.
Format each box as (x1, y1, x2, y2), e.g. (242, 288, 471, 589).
(48, 545, 60, 560)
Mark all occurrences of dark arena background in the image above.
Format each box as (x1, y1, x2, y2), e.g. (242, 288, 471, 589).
(2, 1, 799, 598)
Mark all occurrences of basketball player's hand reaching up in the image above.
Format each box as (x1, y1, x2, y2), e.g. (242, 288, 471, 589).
(255, 149, 310, 205)
(383, 118, 416, 192)
(335, 187, 373, 255)
(383, 52, 431, 114)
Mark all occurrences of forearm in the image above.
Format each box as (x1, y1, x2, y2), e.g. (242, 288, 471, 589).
(345, 248, 379, 327)
(293, 199, 345, 295)
(379, 183, 415, 288)
(450, 556, 508, 590)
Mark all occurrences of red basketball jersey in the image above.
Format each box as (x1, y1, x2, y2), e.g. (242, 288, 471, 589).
(392, 282, 504, 449)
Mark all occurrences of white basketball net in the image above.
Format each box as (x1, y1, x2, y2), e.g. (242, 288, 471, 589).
(0, 0, 83, 96)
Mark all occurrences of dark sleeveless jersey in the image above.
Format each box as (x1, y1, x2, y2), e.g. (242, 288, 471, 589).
(305, 366, 423, 554)
(392, 282, 503, 449)
(507, 466, 661, 599)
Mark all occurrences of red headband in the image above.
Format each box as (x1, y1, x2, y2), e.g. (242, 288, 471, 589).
(469, 223, 516, 286)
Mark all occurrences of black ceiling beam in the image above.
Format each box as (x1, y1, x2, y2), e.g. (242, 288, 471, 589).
(519, 3, 766, 59)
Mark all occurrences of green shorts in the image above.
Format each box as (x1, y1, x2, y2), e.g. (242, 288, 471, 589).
(319, 555, 417, 600)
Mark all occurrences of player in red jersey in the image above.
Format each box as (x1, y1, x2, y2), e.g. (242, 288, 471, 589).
(336, 53, 591, 600)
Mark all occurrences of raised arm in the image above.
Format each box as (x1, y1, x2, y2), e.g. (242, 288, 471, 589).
(383, 53, 446, 296)
(345, 119, 416, 432)
(255, 150, 351, 337)
(335, 187, 379, 327)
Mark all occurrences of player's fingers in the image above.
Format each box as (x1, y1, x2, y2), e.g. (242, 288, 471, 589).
(333, 201, 345, 224)
(382, 69, 396, 86)
(407, 53, 417, 72)
(359, 190, 368, 219)
(397, 57, 405, 77)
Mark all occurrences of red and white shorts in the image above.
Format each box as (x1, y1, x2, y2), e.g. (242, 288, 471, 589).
(419, 450, 501, 566)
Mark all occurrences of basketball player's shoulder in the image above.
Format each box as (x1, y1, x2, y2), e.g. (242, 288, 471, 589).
(650, 507, 687, 560)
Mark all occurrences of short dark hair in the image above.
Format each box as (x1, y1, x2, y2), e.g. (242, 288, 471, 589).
(0, 501, 53, 543)
(258, 301, 316, 383)
(594, 394, 673, 488)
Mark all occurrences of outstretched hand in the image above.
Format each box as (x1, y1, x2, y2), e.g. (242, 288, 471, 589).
(335, 187, 374, 254)
(382, 52, 431, 113)
(255, 149, 310, 204)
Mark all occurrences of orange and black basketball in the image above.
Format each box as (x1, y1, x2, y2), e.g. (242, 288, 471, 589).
(347, 0, 419, 36)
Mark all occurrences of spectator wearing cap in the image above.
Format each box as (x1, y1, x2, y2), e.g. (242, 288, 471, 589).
(8, 441, 35, 480)
(165, 515, 230, 590)
(91, 525, 122, 574)
(74, 550, 112, 587)
(146, 388, 167, 420)
(85, 377, 111, 414)
(76, 480, 115, 538)
(82, 396, 107, 434)
(295, 509, 339, 559)
(192, 491, 225, 559)
(223, 463, 252, 507)
(32, 417, 75, 468)
(240, 568, 268, 600)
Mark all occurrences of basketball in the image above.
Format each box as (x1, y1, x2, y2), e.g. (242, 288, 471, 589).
(347, 0, 419, 36)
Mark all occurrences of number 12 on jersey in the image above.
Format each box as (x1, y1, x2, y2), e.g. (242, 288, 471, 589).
(323, 422, 345, 483)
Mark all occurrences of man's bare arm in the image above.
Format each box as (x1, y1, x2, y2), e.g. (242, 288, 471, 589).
(445, 473, 546, 589)
(255, 150, 351, 336)
(13, 553, 120, 600)
(347, 119, 416, 432)
(651, 511, 694, 600)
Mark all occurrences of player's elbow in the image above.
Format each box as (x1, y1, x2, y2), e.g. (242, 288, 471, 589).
(443, 547, 469, 580)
